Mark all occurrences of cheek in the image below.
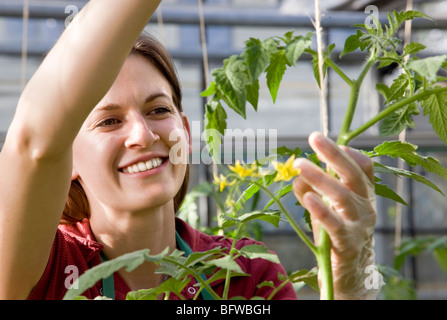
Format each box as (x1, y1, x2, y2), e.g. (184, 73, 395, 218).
(160, 121, 191, 165)
(166, 132, 190, 165)
(72, 134, 121, 178)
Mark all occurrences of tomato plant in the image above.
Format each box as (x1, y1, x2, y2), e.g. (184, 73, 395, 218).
(199, 8, 447, 300)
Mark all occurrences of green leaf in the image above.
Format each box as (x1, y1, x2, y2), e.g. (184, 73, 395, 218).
(285, 33, 312, 66)
(264, 184, 293, 209)
(372, 141, 447, 181)
(282, 30, 295, 43)
(403, 42, 426, 56)
(243, 37, 275, 80)
(239, 244, 280, 264)
(126, 277, 191, 300)
(305, 45, 333, 88)
(213, 55, 250, 118)
(383, 73, 411, 103)
(395, 236, 447, 272)
(206, 255, 244, 274)
(289, 268, 319, 292)
(265, 50, 288, 103)
(387, 11, 431, 38)
(378, 265, 417, 300)
(201, 81, 216, 97)
(303, 209, 312, 231)
(204, 99, 227, 135)
(376, 50, 400, 69)
(400, 10, 432, 24)
(340, 29, 363, 58)
(373, 162, 445, 196)
(374, 177, 407, 205)
(407, 55, 447, 82)
(273, 146, 303, 157)
(246, 79, 260, 110)
(234, 173, 276, 210)
(184, 248, 226, 268)
(240, 210, 281, 227)
(63, 248, 169, 300)
(394, 237, 428, 270)
(379, 102, 418, 137)
(257, 281, 274, 289)
(434, 247, 447, 274)
(223, 210, 281, 229)
(203, 99, 227, 163)
(419, 90, 447, 145)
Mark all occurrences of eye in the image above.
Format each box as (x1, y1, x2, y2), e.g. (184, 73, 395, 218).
(96, 118, 121, 127)
(148, 106, 173, 116)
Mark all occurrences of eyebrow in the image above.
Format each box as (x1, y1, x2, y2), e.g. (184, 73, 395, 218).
(94, 103, 121, 113)
(94, 92, 173, 113)
(144, 92, 172, 104)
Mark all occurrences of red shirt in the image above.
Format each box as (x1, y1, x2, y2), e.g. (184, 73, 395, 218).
(28, 218, 297, 300)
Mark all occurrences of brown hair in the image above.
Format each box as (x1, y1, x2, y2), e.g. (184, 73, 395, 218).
(61, 33, 190, 224)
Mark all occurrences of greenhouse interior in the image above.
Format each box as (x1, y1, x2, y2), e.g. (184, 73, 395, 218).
(0, 0, 446, 300)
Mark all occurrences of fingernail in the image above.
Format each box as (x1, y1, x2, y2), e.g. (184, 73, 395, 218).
(293, 157, 305, 169)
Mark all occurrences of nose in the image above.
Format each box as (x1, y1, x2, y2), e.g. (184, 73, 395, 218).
(124, 114, 159, 149)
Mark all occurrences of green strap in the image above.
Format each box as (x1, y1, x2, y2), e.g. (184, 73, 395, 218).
(99, 231, 215, 300)
(100, 251, 116, 300)
(175, 231, 215, 300)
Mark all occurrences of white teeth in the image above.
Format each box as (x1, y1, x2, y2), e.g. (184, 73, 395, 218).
(122, 158, 163, 173)
(138, 162, 146, 171)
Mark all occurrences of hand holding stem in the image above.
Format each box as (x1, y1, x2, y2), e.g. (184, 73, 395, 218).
(292, 132, 379, 299)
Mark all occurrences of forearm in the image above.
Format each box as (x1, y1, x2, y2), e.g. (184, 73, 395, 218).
(13, 0, 161, 158)
(0, 0, 161, 299)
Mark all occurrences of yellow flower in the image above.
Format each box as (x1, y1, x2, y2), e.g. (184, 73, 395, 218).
(273, 155, 301, 182)
(213, 172, 236, 192)
(228, 160, 256, 178)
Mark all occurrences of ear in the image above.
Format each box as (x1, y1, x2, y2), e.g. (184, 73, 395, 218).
(181, 112, 192, 155)
(71, 167, 79, 181)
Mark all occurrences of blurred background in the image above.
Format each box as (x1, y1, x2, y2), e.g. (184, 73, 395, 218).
(0, 0, 446, 299)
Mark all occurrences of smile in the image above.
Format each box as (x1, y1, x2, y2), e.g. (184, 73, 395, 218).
(120, 157, 165, 173)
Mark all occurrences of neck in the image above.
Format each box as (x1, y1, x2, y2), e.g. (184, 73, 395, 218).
(89, 203, 176, 291)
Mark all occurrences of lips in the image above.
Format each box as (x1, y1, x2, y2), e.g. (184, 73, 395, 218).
(119, 157, 166, 173)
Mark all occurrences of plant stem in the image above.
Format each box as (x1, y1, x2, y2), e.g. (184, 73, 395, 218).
(338, 86, 447, 145)
(222, 222, 244, 300)
(325, 58, 353, 86)
(316, 224, 334, 300)
(251, 180, 318, 255)
(267, 278, 292, 300)
(337, 54, 376, 146)
(162, 257, 222, 300)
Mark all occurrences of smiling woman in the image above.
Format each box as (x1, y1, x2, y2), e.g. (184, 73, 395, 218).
(64, 38, 191, 225)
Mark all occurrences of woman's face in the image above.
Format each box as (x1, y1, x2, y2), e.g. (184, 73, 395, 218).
(72, 54, 191, 214)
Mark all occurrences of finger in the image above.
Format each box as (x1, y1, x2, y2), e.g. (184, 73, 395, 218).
(308, 132, 370, 198)
(292, 177, 323, 240)
(293, 157, 360, 220)
(339, 146, 374, 183)
(292, 175, 314, 204)
(301, 191, 343, 246)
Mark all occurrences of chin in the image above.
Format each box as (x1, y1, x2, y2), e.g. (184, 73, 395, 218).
(125, 193, 176, 213)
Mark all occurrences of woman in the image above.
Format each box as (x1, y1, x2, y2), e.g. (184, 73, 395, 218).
(0, 0, 379, 300)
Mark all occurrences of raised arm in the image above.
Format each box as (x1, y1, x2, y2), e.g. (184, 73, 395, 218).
(0, 0, 161, 299)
